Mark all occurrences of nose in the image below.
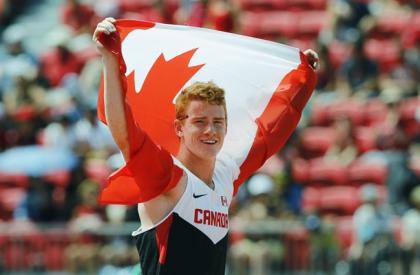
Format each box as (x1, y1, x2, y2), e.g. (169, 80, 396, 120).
(204, 122, 216, 134)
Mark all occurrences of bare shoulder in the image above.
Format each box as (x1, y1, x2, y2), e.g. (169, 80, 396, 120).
(137, 171, 187, 228)
(165, 171, 188, 199)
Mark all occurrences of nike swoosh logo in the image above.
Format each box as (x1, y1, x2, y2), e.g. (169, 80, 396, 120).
(193, 193, 207, 199)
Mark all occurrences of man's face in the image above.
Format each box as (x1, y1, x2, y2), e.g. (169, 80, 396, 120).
(176, 100, 226, 161)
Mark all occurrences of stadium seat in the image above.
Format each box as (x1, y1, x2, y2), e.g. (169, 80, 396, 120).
(319, 186, 360, 215)
(401, 11, 420, 48)
(289, 38, 315, 51)
(328, 41, 352, 69)
(84, 161, 111, 186)
(307, 158, 348, 186)
(311, 99, 365, 126)
(310, 102, 330, 126)
(0, 172, 28, 188)
(292, 158, 310, 183)
(354, 126, 377, 153)
(283, 228, 310, 270)
(297, 11, 328, 38)
(364, 39, 401, 73)
(233, 0, 282, 11)
(118, 0, 154, 13)
(4, 231, 43, 270)
(327, 100, 365, 126)
(0, 187, 26, 220)
(299, 127, 336, 159)
(356, 185, 387, 205)
(287, 0, 327, 10)
(238, 12, 261, 37)
(348, 158, 388, 186)
(390, 216, 402, 245)
(370, 11, 411, 39)
(40, 48, 84, 87)
(334, 216, 353, 254)
(260, 11, 297, 38)
(301, 187, 320, 212)
(364, 99, 388, 127)
(44, 232, 69, 270)
(398, 97, 420, 138)
(43, 170, 71, 187)
(410, 155, 420, 177)
(234, 0, 327, 11)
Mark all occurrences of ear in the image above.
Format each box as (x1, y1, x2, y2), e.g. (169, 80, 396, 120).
(174, 119, 183, 137)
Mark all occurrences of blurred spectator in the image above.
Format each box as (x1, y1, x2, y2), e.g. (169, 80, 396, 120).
(337, 38, 379, 95)
(73, 108, 117, 155)
(305, 214, 340, 273)
(315, 43, 336, 91)
(349, 184, 395, 275)
(330, 0, 371, 42)
(43, 114, 77, 150)
(385, 43, 417, 98)
(70, 179, 103, 225)
(0, 0, 39, 30)
(3, 72, 47, 120)
(99, 241, 139, 275)
(0, 24, 40, 95)
(230, 174, 285, 275)
(61, 0, 98, 33)
(15, 177, 55, 222)
(400, 185, 420, 275)
(92, 0, 120, 20)
(324, 116, 357, 166)
(40, 34, 84, 87)
(373, 112, 418, 213)
(65, 179, 104, 273)
(206, 0, 235, 32)
(185, 0, 208, 27)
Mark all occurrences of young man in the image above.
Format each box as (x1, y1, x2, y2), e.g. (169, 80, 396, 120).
(93, 17, 318, 275)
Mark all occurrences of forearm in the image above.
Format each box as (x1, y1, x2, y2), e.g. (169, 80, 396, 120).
(102, 55, 130, 160)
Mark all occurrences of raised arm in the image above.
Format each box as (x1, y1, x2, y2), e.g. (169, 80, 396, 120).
(93, 18, 131, 161)
(93, 18, 183, 205)
(233, 50, 318, 194)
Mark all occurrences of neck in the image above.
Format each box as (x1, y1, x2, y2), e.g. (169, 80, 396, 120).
(176, 148, 216, 187)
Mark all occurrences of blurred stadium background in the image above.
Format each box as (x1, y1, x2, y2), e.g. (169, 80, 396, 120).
(0, 0, 419, 274)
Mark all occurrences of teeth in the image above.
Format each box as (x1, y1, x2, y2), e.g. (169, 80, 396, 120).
(202, 140, 217, 144)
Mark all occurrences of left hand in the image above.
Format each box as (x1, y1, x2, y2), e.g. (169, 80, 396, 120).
(304, 49, 319, 70)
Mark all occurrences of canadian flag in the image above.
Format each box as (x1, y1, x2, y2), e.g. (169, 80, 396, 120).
(97, 20, 316, 204)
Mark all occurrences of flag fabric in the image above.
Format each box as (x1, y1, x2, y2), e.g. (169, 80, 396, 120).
(97, 19, 317, 205)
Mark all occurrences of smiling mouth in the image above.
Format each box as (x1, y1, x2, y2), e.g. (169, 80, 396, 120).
(201, 140, 217, 144)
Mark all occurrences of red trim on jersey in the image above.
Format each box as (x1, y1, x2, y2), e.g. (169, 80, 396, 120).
(233, 52, 317, 195)
(156, 215, 174, 264)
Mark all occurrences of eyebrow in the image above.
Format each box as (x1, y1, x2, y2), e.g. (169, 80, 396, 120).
(190, 117, 226, 120)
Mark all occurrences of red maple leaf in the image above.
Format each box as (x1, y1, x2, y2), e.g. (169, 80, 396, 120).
(98, 21, 205, 155)
(126, 48, 205, 154)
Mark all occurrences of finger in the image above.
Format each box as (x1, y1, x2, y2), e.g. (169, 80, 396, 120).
(94, 26, 110, 36)
(104, 22, 117, 32)
(100, 21, 114, 30)
(98, 22, 114, 33)
(105, 17, 116, 23)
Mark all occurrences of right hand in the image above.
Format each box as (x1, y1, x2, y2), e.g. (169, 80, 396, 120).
(92, 17, 117, 58)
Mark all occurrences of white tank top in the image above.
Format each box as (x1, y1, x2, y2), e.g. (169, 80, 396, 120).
(132, 152, 240, 244)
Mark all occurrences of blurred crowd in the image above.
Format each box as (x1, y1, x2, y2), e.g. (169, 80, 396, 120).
(0, 0, 419, 273)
